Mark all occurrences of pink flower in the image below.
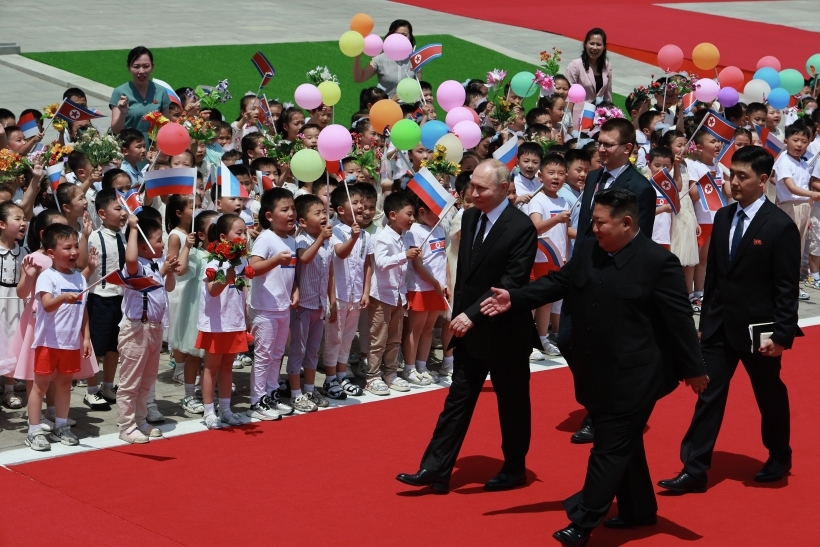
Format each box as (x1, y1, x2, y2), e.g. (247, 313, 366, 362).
(534, 70, 555, 93)
(486, 69, 507, 88)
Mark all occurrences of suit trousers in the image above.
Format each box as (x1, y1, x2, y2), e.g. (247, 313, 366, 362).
(681, 327, 791, 479)
(565, 402, 657, 528)
(420, 347, 531, 477)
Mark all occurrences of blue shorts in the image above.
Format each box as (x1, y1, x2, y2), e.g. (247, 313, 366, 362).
(87, 293, 123, 355)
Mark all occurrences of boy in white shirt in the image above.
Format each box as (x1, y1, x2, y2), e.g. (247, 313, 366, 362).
(512, 142, 543, 213)
(646, 147, 681, 250)
(807, 157, 820, 289)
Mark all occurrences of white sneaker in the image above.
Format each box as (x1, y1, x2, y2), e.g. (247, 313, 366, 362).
(799, 288, 810, 301)
(239, 354, 253, 366)
(138, 423, 163, 438)
(145, 404, 165, 423)
(171, 368, 185, 385)
(246, 396, 281, 421)
(530, 348, 545, 361)
(181, 395, 205, 414)
(44, 409, 75, 427)
(541, 340, 561, 357)
(269, 392, 294, 416)
(388, 375, 411, 392)
(204, 413, 223, 430)
(365, 378, 390, 396)
(403, 368, 432, 386)
(100, 385, 118, 404)
(439, 362, 454, 378)
(419, 369, 439, 384)
(232, 357, 245, 369)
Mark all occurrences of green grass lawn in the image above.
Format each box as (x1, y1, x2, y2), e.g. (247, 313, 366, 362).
(25, 35, 624, 126)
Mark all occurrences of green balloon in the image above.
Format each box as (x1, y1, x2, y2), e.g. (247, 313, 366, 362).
(391, 119, 422, 151)
(290, 149, 325, 182)
(396, 78, 421, 103)
(779, 68, 804, 95)
(806, 54, 820, 78)
(510, 71, 537, 98)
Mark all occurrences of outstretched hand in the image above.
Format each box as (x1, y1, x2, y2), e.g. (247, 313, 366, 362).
(479, 287, 511, 316)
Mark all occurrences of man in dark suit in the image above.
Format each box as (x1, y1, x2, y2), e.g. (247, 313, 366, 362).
(659, 145, 802, 494)
(563, 118, 657, 444)
(480, 188, 708, 547)
(396, 159, 539, 494)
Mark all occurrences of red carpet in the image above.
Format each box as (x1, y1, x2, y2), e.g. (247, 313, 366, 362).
(4, 326, 820, 546)
(394, 0, 817, 75)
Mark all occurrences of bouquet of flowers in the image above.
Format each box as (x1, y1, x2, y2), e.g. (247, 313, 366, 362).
(349, 132, 384, 180)
(262, 132, 304, 166)
(593, 106, 625, 128)
(534, 70, 555, 94)
(41, 142, 74, 167)
(526, 134, 558, 156)
(72, 128, 123, 167)
(143, 111, 169, 141)
(0, 148, 32, 183)
(421, 145, 461, 178)
(306, 66, 339, 85)
(42, 103, 66, 132)
(486, 69, 515, 125)
(540, 47, 562, 77)
(184, 116, 217, 143)
(628, 85, 651, 107)
(204, 237, 255, 290)
(195, 79, 232, 110)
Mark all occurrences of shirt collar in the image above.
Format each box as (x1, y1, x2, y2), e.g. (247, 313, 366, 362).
(386, 225, 404, 241)
(484, 198, 509, 225)
(603, 163, 629, 180)
(738, 194, 766, 218)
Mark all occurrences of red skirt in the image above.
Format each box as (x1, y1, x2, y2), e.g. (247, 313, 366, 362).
(196, 331, 249, 355)
(697, 223, 713, 247)
(407, 290, 448, 312)
(530, 262, 556, 281)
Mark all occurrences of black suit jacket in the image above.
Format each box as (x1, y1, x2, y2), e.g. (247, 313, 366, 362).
(700, 199, 802, 351)
(576, 164, 657, 250)
(452, 202, 539, 360)
(509, 232, 705, 413)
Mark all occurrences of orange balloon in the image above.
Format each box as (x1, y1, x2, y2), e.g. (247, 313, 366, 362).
(692, 42, 720, 71)
(369, 99, 403, 134)
(350, 13, 374, 37)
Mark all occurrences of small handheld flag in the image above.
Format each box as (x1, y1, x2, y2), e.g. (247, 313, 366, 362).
(152, 78, 182, 107)
(101, 271, 162, 293)
(252, 51, 275, 88)
(326, 160, 344, 179)
(55, 99, 105, 122)
(580, 103, 596, 131)
(144, 168, 197, 200)
(702, 110, 736, 144)
(681, 92, 696, 115)
(46, 164, 63, 193)
(259, 95, 272, 125)
(753, 124, 784, 158)
(219, 162, 249, 198)
(492, 137, 518, 170)
(696, 173, 728, 212)
(406, 167, 456, 217)
(117, 189, 143, 215)
(18, 112, 40, 139)
(537, 237, 564, 273)
(649, 168, 680, 214)
(718, 139, 737, 170)
(410, 44, 443, 73)
(255, 170, 275, 196)
(204, 167, 216, 192)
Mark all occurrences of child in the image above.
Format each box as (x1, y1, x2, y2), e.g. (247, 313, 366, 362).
(25, 224, 90, 451)
(636, 111, 663, 169)
(766, 104, 784, 140)
(165, 194, 196, 377)
(116, 215, 178, 442)
(221, 149, 242, 166)
(646, 147, 681, 250)
(324, 185, 370, 396)
(401, 191, 448, 385)
(733, 127, 753, 148)
(557, 149, 591, 255)
(55, 182, 92, 271)
(353, 182, 379, 375)
(216, 122, 233, 150)
(541, 95, 568, 141)
(251, 157, 296, 193)
(513, 142, 544, 212)
(248, 188, 298, 420)
(746, 102, 768, 131)
(307, 106, 331, 129)
(241, 133, 265, 166)
(365, 191, 421, 395)
(0, 202, 29, 409)
(118, 128, 146, 187)
(807, 149, 820, 289)
(342, 157, 366, 183)
(277, 108, 306, 142)
(525, 108, 550, 127)
(230, 95, 260, 151)
(197, 214, 249, 429)
(101, 168, 132, 193)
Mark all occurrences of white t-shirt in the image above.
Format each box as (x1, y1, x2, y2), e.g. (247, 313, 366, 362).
(687, 159, 717, 224)
(330, 223, 372, 303)
(403, 223, 447, 292)
(250, 229, 296, 311)
(529, 192, 570, 263)
(120, 257, 169, 327)
(197, 259, 248, 333)
(33, 268, 86, 350)
(514, 173, 541, 215)
(774, 153, 810, 203)
(652, 187, 673, 245)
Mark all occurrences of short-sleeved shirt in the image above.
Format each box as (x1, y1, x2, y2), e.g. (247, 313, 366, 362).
(331, 223, 373, 303)
(33, 268, 86, 350)
(403, 223, 447, 292)
(109, 81, 170, 143)
(652, 185, 673, 245)
(250, 229, 297, 312)
(198, 259, 247, 333)
(370, 53, 415, 97)
(120, 257, 168, 327)
(687, 159, 716, 225)
(528, 193, 570, 263)
(774, 153, 810, 203)
(514, 173, 541, 215)
(295, 232, 332, 310)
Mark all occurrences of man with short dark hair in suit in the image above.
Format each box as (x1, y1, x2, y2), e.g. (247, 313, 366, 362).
(659, 145, 802, 493)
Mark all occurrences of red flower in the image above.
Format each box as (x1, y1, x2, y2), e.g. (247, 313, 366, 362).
(207, 242, 216, 253)
(205, 268, 217, 281)
(215, 242, 232, 258)
(244, 265, 256, 279)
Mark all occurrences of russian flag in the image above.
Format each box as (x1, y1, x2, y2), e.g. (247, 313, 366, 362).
(144, 168, 197, 200)
(255, 170, 275, 196)
(537, 237, 564, 272)
(218, 162, 249, 198)
(55, 99, 105, 122)
(46, 164, 63, 193)
(649, 168, 680, 214)
(252, 51, 275, 88)
(117, 188, 143, 215)
(152, 78, 182, 107)
(717, 139, 737, 170)
(492, 137, 518, 170)
(18, 112, 39, 139)
(406, 167, 456, 217)
(701, 110, 736, 144)
(681, 92, 696, 115)
(753, 124, 784, 158)
(580, 103, 596, 131)
(696, 173, 728, 212)
(410, 43, 443, 72)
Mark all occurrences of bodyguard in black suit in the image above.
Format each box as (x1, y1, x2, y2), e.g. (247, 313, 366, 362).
(397, 159, 539, 493)
(659, 146, 802, 494)
(480, 188, 707, 547)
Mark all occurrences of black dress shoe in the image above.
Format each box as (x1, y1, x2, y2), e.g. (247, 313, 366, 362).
(604, 514, 658, 529)
(657, 471, 707, 493)
(552, 523, 592, 547)
(396, 469, 449, 493)
(484, 471, 527, 491)
(754, 458, 791, 482)
(570, 423, 594, 444)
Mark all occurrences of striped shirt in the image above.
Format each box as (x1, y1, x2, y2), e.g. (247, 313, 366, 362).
(295, 232, 332, 310)
(330, 223, 373, 303)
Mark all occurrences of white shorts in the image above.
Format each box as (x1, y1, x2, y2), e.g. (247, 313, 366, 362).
(551, 299, 563, 314)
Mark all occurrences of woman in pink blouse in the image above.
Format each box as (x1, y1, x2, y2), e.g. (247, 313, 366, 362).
(565, 28, 613, 126)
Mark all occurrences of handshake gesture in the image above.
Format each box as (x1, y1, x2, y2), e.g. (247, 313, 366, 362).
(479, 287, 511, 316)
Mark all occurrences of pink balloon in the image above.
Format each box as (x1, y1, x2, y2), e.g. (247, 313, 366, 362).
(445, 106, 474, 129)
(317, 124, 353, 162)
(567, 83, 586, 104)
(156, 123, 190, 156)
(757, 55, 781, 71)
(657, 44, 684, 72)
(436, 80, 466, 112)
(383, 34, 412, 61)
(453, 120, 482, 149)
(694, 78, 720, 103)
(294, 83, 322, 110)
(467, 108, 480, 124)
(718, 66, 745, 90)
(363, 34, 383, 57)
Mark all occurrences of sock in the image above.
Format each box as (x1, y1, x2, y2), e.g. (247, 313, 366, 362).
(336, 372, 347, 382)
(4, 384, 12, 392)
(812, 272, 820, 280)
(204, 403, 215, 417)
(28, 424, 41, 434)
(46, 406, 56, 415)
(219, 398, 231, 414)
(540, 335, 550, 346)
(689, 293, 695, 301)
(433, 328, 441, 337)
(291, 388, 303, 399)
(694, 291, 703, 299)
(87, 385, 100, 394)
(443, 356, 454, 366)
(102, 382, 114, 391)
(405, 363, 416, 371)
(55, 417, 67, 428)
(304, 384, 314, 393)
(415, 360, 427, 372)
(184, 384, 195, 398)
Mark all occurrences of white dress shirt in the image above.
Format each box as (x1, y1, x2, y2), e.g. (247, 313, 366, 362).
(473, 198, 509, 245)
(601, 163, 629, 189)
(369, 226, 408, 306)
(729, 195, 766, 247)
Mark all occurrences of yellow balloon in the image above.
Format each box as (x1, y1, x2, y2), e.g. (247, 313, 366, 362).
(318, 81, 341, 107)
(692, 42, 720, 71)
(339, 31, 365, 58)
(435, 134, 464, 163)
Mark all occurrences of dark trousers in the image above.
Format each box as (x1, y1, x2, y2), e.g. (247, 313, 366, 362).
(565, 402, 657, 529)
(420, 347, 531, 477)
(681, 327, 791, 479)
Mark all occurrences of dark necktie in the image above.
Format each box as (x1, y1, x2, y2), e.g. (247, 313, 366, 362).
(149, 261, 159, 273)
(597, 171, 612, 192)
(471, 213, 488, 267)
(730, 210, 746, 261)
(116, 233, 126, 270)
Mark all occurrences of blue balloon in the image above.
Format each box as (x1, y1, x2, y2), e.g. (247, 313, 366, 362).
(767, 87, 791, 110)
(420, 120, 449, 150)
(753, 67, 780, 90)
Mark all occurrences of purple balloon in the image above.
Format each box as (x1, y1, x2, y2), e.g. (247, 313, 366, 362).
(317, 124, 353, 162)
(294, 83, 322, 110)
(383, 34, 412, 61)
(717, 86, 739, 108)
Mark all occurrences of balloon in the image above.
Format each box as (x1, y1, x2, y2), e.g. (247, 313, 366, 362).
(567, 83, 586, 104)
(806, 54, 820, 78)
(767, 87, 790, 110)
(435, 134, 464, 163)
(453, 120, 482, 149)
(753, 67, 780, 90)
(383, 34, 412, 61)
(657, 44, 684, 72)
(467, 108, 480, 124)
(436, 80, 466, 112)
(420, 120, 449, 149)
(510, 71, 537, 98)
(692, 42, 720, 71)
(694, 78, 720, 103)
(294, 83, 323, 110)
(339, 31, 365, 57)
(363, 34, 383, 57)
(717, 87, 739, 108)
(718, 66, 744, 90)
(445, 106, 474, 129)
(779, 69, 805, 95)
(396, 78, 421, 103)
(317, 124, 353, 162)
(390, 119, 422, 151)
(743, 79, 771, 103)
(290, 149, 325, 182)
(368, 99, 402, 134)
(156, 123, 190, 156)
(317, 81, 341, 107)
(350, 13, 374, 36)
(758, 56, 781, 71)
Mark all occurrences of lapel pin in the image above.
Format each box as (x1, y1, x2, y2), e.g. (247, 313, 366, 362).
(753, 239, 762, 246)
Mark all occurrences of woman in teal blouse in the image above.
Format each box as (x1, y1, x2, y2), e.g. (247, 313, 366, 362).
(110, 46, 170, 138)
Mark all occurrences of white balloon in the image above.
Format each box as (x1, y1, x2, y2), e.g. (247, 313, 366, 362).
(743, 79, 771, 103)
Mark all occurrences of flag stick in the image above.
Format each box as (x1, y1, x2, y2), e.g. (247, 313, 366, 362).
(683, 114, 709, 151)
(80, 275, 108, 294)
(42, 100, 66, 134)
(342, 176, 356, 221)
(118, 197, 151, 245)
(661, 71, 668, 114)
(418, 202, 454, 248)
(192, 171, 197, 234)
(415, 74, 426, 106)
(326, 172, 331, 220)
